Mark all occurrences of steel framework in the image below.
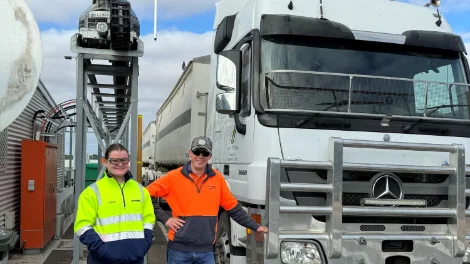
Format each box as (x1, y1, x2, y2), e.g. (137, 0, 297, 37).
(70, 32, 144, 264)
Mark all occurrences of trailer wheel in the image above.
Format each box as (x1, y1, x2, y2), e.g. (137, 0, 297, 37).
(215, 212, 231, 264)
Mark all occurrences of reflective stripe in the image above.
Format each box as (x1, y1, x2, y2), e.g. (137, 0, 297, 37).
(89, 183, 102, 205)
(144, 223, 154, 230)
(75, 226, 92, 237)
(96, 214, 143, 226)
(101, 231, 144, 242)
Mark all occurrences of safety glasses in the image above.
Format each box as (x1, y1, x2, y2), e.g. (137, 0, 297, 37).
(192, 149, 211, 157)
(108, 158, 130, 165)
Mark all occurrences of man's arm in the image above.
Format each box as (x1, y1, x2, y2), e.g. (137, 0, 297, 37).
(146, 174, 172, 225)
(219, 177, 260, 231)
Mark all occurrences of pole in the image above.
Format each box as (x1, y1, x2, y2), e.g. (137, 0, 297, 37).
(69, 127, 73, 169)
(73, 54, 87, 263)
(137, 114, 143, 184)
(130, 57, 139, 178)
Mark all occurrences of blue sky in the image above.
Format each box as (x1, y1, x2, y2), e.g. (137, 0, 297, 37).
(27, 0, 470, 156)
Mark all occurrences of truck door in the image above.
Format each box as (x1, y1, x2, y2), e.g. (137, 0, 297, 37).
(221, 43, 255, 195)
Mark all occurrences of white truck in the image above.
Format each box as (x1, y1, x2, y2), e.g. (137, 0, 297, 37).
(142, 121, 156, 168)
(155, 0, 470, 263)
(142, 121, 157, 186)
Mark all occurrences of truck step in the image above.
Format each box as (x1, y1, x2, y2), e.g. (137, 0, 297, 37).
(238, 237, 247, 246)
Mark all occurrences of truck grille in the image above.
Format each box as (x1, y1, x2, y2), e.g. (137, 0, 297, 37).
(282, 167, 470, 224)
(343, 193, 445, 207)
(265, 138, 469, 259)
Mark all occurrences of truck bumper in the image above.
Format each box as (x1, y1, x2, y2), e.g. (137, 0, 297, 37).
(255, 137, 470, 264)
(247, 231, 469, 263)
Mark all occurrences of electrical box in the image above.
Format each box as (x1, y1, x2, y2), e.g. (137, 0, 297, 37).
(20, 140, 57, 250)
(4, 212, 14, 230)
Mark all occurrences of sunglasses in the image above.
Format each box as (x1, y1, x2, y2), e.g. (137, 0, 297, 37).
(192, 149, 211, 157)
(108, 158, 130, 165)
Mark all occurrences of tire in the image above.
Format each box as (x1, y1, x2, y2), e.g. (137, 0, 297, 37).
(215, 212, 231, 264)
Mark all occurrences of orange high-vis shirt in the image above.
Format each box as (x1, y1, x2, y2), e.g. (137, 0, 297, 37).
(146, 162, 260, 252)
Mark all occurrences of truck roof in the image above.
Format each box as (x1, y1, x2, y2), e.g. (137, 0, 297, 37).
(214, 0, 454, 50)
(155, 55, 211, 116)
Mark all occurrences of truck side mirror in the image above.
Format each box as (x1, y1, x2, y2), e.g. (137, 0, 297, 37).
(215, 50, 241, 115)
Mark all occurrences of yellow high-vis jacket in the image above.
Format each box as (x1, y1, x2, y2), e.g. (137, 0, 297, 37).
(74, 170, 155, 264)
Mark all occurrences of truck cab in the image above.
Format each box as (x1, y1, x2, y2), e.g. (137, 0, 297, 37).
(208, 0, 470, 263)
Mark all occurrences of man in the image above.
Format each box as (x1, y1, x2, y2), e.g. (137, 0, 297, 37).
(146, 136, 268, 264)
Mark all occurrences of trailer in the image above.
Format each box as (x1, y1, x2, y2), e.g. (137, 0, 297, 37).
(142, 121, 156, 167)
(153, 55, 211, 172)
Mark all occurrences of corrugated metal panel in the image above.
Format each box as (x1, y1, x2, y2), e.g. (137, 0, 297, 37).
(0, 88, 60, 230)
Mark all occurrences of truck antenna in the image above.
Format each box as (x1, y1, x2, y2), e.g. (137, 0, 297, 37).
(319, 0, 324, 19)
(154, 0, 158, 41)
(424, 0, 442, 27)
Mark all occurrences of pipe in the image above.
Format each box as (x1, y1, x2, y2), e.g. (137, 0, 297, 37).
(32, 110, 45, 140)
(137, 114, 143, 184)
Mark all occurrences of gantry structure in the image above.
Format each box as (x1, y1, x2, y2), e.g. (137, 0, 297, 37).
(69, 29, 144, 264)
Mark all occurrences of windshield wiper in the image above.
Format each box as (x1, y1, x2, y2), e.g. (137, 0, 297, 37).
(401, 104, 468, 133)
(294, 100, 381, 127)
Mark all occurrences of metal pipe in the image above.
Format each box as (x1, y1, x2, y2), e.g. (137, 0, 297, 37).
(280, 160, 460, 175)
(137, 114, 142, 184)
(279, 206, 456, 218)
(343, 163, 457, 174)
(342, 138, 456, 152)
(280, 183, 332, 192)
(130, 58, 139, 180)
(73, 54, 87, 263)
(280, 206, 332, 215)
(343, 206, 455, 217)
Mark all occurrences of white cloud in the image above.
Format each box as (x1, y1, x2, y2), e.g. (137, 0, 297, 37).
(133, 0, 217, 20)
(39, 28, 213, 152)
(25, 0, 217, 24)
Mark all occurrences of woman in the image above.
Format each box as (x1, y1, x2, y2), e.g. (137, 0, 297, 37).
(74, 143, 156, 264)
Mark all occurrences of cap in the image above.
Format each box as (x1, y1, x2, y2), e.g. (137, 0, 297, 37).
(191, 136, 212, 154)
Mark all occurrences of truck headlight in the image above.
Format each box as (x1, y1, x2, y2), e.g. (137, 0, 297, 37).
(464, 244, 470, 263)
(280, 241, 324, 264)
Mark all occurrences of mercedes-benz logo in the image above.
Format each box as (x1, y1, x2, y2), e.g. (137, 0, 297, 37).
(371, 173, 404, 200)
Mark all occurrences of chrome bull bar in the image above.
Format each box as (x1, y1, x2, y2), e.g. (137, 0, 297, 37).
(264, 137, 468, 260)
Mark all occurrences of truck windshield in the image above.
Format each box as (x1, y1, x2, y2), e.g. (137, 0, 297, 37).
(261, 36, 470, 120)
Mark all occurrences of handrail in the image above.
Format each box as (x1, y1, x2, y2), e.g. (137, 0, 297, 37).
(264, 70, 470, 124)
(264, 137, 467, 260)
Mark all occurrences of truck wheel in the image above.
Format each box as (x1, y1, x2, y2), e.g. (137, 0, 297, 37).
(215, 212, 231, 264)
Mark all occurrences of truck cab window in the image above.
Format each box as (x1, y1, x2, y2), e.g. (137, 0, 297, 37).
(261, 36, 470, 120)
(239, 43, 252, 116)
(413, 64, 468, 118)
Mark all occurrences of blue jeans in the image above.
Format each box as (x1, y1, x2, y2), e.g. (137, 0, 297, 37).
(167, 248, 215, 264)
